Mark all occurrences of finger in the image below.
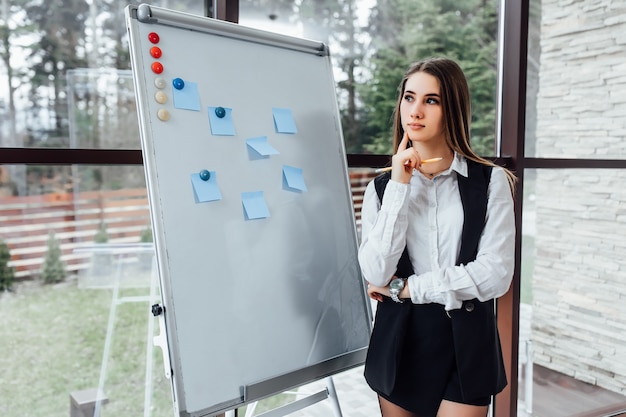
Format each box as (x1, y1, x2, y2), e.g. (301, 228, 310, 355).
(367, 286, 383, 301)
(397, 131, 409, 152)
(368, 291, 382, 302)
(413, 148, 422, 168)
(401, 152, 417, 172)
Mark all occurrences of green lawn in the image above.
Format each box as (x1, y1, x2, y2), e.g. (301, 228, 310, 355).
(0, 277, 173, 416)
(0, 274, 292, 417)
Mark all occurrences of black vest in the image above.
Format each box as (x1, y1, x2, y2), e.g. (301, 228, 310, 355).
(370, 160, 506, 400)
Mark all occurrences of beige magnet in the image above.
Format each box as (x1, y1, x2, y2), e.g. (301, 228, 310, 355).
(155, 91, 168, 104)
(154, 77, 167, 89)
(157, 108, 170, 121)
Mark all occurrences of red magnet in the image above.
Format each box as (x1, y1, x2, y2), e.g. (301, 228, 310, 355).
(150, 46, 162, 58)
(148, 32, 160, 44)
(151, 62, 164, 74)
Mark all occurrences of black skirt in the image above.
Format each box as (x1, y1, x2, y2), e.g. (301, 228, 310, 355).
(364, 297, 502, 417)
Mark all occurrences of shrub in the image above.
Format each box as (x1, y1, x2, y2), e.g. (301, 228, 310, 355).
(0, 240, 15, 291)
(41, 232, 66, 284)
(94, 222, 109, 243)
(140, 226, 153, 243)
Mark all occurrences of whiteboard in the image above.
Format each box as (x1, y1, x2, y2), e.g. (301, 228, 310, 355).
(125, 4, 371, 416)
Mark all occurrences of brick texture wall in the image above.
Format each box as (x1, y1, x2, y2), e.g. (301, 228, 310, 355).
(531, 0, 626, 394)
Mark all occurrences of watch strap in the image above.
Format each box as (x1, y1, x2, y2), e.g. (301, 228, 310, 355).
(390, 291, 403, 303)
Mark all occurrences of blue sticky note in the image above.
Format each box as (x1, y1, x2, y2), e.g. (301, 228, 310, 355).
(241, 191, 270, 220)
(282, 165, 307, 192)
(246, 136, 280, 159)
(272, 107, 297, 134)
(172, 81, 201, 111)
(191, 172, 222, 203)
(208, 107, 236, 136)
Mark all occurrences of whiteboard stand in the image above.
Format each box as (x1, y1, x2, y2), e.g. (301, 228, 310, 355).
(248, 376, 343, 417)
(241, 376, 342, 417)
(74, 244, 158, 417)
(325, 376, 343, 417)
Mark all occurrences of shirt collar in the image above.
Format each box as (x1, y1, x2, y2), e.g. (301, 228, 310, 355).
(451, 152, 468, 177)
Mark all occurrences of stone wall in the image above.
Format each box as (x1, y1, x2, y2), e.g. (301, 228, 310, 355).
(531, 0, 626, 394)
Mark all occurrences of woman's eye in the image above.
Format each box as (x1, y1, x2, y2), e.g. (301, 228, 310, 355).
(426, 97, 439, 105)
(404, 95, 414, 102)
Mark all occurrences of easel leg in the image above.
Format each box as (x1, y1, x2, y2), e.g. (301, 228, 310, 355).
(143, 257, 159, 417)
(244, 376, 343, 417)
(94, 255, 124, 417)
(325, 377, 343, 417)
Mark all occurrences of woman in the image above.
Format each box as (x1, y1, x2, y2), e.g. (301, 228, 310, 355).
(358, 57, 516, 417)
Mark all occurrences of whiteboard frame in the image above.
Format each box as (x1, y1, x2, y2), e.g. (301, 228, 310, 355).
(125, 4, 372, 416)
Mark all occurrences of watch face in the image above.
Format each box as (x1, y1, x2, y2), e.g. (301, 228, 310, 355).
(390, 278, 405, 292)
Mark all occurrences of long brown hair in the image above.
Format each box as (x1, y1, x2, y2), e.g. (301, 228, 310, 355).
(391, 57, 516, 192)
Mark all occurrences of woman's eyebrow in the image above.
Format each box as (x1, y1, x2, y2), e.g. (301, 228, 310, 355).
(404, 89, 441, 98)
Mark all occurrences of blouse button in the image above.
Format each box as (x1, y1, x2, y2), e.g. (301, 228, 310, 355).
(464, 302, 475, 312)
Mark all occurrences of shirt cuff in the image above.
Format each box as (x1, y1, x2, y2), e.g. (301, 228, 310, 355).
(408, 273, 433, 304)
(408, 273, 462, 311)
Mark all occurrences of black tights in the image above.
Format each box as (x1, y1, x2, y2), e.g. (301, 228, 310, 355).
(378, 396, 424, 417)
(378, 396, 489, 417)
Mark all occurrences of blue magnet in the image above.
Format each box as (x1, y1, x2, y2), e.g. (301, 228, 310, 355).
(172, 78, 185, 90)
(199, 169, 211, 181)
(215, 106, 226, 118)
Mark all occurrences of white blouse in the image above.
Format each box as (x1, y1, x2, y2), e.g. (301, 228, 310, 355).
(358, 153, 516, 311)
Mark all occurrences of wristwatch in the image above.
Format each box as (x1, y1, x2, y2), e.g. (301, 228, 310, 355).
(389, 278, 406, 303)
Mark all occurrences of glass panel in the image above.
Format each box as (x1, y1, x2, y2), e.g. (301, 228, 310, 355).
(349, 166, 379, 237)
(0, 1, 201, 151)
(525, 0, 626, 159)
(67, 69, 139, 149)
(519, 168, 626, 417)
(0, 164, 180, 416)
(239, 0, 501, 156)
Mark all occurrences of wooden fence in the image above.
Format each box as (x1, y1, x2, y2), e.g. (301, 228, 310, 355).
(0, 188, 152, 279)
(0, 169, 377, 281)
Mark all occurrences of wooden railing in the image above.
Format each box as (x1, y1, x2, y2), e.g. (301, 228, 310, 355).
(0, 169, 377, 281)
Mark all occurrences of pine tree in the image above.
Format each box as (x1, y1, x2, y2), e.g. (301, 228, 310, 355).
(94, 222, 109, 243)
(140, 226, 153, 243)
(0, 240, 15, 292)
(359, 0, 499, 156)
(41, 231, 66, 284)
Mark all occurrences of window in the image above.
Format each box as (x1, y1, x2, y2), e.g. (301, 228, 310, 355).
(520, 0, 626, 415)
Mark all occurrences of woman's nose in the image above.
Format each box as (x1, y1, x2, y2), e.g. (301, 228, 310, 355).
(411, 102, 423, 119)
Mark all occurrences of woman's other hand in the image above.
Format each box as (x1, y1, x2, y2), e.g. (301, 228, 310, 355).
(367, 283, 385, 302)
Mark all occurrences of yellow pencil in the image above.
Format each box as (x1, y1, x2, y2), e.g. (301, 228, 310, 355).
(374, 157, 443, 173)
